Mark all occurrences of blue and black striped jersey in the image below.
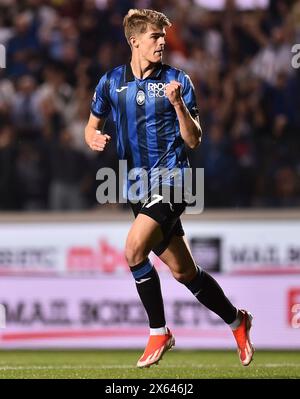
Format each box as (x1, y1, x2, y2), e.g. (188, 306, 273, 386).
(91, 63, 199, 199)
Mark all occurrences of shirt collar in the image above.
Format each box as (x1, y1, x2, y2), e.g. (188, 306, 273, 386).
(125, 62, 163, 82)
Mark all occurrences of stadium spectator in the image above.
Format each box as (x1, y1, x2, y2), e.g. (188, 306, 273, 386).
(12, 75, 42, 136)
(48, 129, 90, 210)
(6, 11, 40, 78)
(0, 124, 19, 209)
(15, 139, 49, 210)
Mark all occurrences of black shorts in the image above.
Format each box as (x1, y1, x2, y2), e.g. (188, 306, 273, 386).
(129, 186, 186, 256)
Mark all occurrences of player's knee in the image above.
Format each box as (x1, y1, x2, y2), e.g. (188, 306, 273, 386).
(172, 269, 197, 284)
(125, 238, 147, 266)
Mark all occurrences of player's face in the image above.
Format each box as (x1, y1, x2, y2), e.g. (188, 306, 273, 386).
(136, 25, 166, 64)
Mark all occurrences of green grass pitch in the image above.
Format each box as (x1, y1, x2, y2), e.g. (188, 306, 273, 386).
(0, 350, 299, 379)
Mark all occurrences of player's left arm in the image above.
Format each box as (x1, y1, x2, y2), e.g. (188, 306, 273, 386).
(166, 78, 202, 149)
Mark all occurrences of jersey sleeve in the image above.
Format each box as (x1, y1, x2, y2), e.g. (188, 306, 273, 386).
(180, 72, 199, 119)
(91, 73, 111, 118)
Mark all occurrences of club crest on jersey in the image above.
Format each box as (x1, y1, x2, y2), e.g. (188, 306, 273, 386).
(148, 82, 167, 98)
(136, 90, 145, 105)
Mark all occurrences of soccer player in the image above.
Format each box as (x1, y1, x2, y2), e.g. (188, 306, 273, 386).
(85, 9, 254, 368)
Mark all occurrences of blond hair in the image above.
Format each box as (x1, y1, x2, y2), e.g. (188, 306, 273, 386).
(123, 9, 171, 44)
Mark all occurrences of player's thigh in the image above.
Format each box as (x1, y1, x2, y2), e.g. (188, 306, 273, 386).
(125, 213, 164, 259)
(159, 235, 197, 281)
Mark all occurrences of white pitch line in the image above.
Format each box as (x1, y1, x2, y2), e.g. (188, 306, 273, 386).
(0, 363, 299, 371)
(262, 363, 300, 368)
(0, 365, 134, 370)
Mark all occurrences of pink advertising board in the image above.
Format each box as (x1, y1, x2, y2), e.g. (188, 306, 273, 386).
(0, 275, 299, 349)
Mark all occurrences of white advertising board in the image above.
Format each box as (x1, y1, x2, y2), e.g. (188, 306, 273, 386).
(0, 220, 300, 275)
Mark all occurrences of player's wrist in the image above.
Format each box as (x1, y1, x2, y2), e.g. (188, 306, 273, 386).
(172, 99, 184, 109)
(173, 100, 187, 113)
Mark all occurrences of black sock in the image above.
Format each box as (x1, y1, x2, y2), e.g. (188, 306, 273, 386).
(184, 266, 237, 324)
(130, 258, 166, 328)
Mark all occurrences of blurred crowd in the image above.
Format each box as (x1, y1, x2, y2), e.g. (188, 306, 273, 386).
(0, 0, 300, 210)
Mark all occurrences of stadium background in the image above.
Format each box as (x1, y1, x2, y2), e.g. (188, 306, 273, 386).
(0, 0, 300, 379)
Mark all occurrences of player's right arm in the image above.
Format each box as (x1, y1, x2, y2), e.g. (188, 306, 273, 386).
(85, 73, 111, 152)
(85, 113, 111, 152)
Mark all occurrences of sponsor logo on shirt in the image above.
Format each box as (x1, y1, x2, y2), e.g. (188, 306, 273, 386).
(148, 82, 167, 98)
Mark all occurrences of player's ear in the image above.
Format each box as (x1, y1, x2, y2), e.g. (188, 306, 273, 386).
(130, 35, 139, 49)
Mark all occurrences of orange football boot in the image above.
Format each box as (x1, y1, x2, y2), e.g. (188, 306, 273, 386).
(137, 328, 175, 368)
(232, 310, 255, 366)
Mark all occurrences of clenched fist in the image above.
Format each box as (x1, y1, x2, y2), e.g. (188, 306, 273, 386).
(88, 131, 111, 152)
(165, 80, 183, 107)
